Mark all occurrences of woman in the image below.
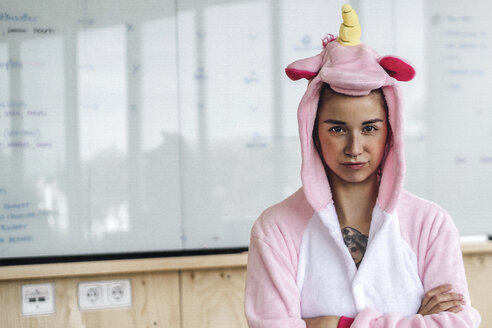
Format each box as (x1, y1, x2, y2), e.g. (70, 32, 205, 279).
(244, 5, 481, 328)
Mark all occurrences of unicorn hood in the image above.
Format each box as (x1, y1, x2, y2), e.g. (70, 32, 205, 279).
(285, 4, 415, 214)
(282, 5, 428, 318)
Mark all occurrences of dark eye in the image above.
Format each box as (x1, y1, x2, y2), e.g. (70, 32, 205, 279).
(362, 126, 378, 133)
(329, 126, 345, 133)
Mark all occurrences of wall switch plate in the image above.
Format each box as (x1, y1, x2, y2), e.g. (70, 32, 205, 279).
(21, 283, 55, 316)
(78, 279, 131, 310)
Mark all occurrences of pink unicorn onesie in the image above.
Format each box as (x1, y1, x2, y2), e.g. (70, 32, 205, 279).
(244, 4, 481, 328)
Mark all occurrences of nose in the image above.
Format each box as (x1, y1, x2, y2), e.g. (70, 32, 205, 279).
(345, 133, 363, 158)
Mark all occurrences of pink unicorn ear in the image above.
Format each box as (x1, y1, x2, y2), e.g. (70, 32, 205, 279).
(285, 68, 317, 81)
(379, 56, 416, 82)
(285, 52, 324, 81)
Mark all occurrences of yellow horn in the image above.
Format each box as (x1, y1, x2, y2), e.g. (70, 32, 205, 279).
(337, 4, 361, 46)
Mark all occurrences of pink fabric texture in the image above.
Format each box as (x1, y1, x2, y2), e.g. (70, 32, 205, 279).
(285, 52, 324, 81)
(245, 189, 312, 328)
(244, 33, 481, 328)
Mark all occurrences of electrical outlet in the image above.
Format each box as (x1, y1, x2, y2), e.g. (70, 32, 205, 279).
(21, 283, 55, 316)
(78, 279, 131, 310)
(85, 285, 103, 305)
(107, 282, 125, 302)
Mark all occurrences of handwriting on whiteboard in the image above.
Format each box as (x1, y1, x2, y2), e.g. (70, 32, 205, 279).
(0, 60, 22, 70)
(0, 12, 38, 22)
(0, 200, 60, 245)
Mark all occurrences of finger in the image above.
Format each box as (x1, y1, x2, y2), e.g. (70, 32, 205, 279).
(421, 285, 453, 308)
(424, 292, 464, 312)
(447, 305, 464, 313)
(420, 293, 463, 315)
(421, 284, 452, 307)
(425, 292, 464, 309)
(428, 300, 465, 315)
(429, 304, 463, 315)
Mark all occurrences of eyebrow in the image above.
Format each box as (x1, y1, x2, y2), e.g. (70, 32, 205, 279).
(323, 119, 384, 125)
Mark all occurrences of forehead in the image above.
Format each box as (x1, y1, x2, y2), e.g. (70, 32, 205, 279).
(318, 91, 386, 121)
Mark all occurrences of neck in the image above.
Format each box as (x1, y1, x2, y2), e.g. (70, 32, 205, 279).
(328, 171, 379, 229)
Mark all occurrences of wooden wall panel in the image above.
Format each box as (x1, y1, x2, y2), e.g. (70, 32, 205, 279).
(0, 250, 491, 328)
(0, 272, 180, 328)
(181, 268, 247, 328)
(463, 254, 492, 328)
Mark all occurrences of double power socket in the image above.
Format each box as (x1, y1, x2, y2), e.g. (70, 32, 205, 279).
(22, 279, 131, 316)
(78, 279, 132, 310)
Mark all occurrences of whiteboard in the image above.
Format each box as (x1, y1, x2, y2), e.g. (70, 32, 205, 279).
(424, 0, 492, 236)
(0, 0, 490, 261)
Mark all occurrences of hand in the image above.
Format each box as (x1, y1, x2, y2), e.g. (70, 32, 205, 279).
(304, 316, 340, 328)
(418, 284, 465, 315)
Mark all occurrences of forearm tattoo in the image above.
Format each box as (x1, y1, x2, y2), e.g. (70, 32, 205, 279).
(341, 227, 368, 268)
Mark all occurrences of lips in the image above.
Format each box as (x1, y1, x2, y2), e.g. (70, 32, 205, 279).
(341, 162, 367, 170)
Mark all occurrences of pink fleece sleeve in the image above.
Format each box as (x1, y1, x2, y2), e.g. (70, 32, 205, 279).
(245, 234, 306, 328)
(350, 211, 481, 327)
(338, 316, 355, 327)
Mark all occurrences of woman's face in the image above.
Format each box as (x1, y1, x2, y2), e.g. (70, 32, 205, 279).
(316, 90, 388, 185)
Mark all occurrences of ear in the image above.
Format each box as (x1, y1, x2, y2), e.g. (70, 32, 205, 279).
(379, 56, 416, 82)
(285, 52, 323, 81)
(285, 68, 317, 81)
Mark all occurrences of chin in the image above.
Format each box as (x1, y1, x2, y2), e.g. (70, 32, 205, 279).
(334, 169, 377, 185)
(342, 176, 370, 184)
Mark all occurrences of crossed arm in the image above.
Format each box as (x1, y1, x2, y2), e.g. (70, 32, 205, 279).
(304, 284, 466, 328)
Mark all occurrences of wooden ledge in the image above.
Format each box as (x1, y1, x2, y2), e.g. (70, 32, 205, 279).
(0, 252, 248, 281)
(2, 242, 492, 281)
(461, 242, 492, 255)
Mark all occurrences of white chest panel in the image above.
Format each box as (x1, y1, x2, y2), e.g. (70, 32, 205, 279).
(297, 204, 424, 318)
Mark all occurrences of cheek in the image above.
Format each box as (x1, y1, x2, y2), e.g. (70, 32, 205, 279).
(372, 133, 388, 160)
(318, 135, 341, 160)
